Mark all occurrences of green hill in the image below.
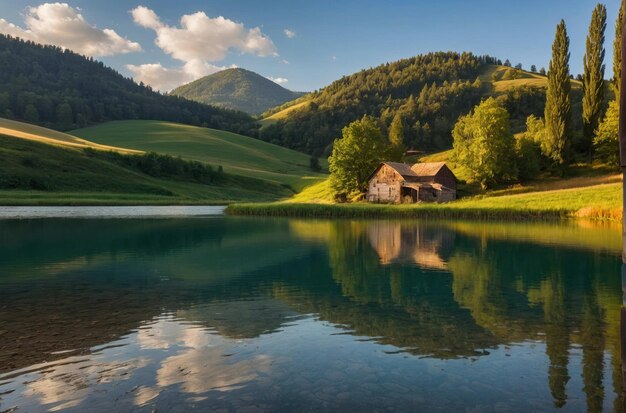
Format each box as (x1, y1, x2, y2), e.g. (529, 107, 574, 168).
(0, 34, 257, 136)
(170, 68, 305, 116)
(71, 120, 327, 191)
(0, 117, 137, 153)
(0, 119, 296, 205)
(259, 54, 586, 155)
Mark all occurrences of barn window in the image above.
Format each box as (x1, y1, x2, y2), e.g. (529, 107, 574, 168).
(388, 188, 392, 196)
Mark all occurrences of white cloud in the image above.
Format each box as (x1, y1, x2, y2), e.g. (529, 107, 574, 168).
(0, 3, 141, 56)
(127, 60, 234, 92)
(283, 29, 296, 39)
(129, 6, 277, 91)
(130, 5, 163, 30)
(267, 76, 288, 85)
(131, 6, 277, 62)
(280, 59, 289, 65)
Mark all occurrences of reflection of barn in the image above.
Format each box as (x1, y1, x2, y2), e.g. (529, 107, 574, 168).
(366, 162, 457, 203)
(367, 222, 455, 270)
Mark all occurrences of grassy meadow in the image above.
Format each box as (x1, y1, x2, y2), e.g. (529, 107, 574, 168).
(227, 181, 621, 221)
(72, 120, 326, 191)
(0, 130, 293, 205)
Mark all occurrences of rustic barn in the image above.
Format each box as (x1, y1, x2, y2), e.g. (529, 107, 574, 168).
(366, 161, 457, 204)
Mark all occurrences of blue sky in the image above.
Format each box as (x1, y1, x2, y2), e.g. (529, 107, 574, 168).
(0, 0, 620, 92)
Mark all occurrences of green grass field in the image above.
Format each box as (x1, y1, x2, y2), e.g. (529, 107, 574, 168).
(71, 120, 326, 191)
(0, 133, 292, 205)
(245, 145, 623, 221)
(478, 65, 584, 93)
(259, 101, 312, 127)
(228, 181, 622, 221)
(0, 118, 139, 153)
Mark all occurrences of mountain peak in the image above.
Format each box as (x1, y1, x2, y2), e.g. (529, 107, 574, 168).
(170, 68, 305, 116)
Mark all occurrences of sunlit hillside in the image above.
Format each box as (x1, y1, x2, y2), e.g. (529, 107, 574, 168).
(72, 120, 327, 191)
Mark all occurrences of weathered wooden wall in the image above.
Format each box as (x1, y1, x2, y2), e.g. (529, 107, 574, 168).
(367, 165, 402, 203)
(433, 166, 457, 191)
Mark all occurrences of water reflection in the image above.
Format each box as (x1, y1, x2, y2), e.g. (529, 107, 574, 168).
(0, 217, 623, 412)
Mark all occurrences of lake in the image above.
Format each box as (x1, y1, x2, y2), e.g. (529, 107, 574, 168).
(0, 212, 623, 412)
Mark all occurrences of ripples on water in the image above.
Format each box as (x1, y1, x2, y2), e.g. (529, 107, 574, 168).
(0, 212, 623, 412)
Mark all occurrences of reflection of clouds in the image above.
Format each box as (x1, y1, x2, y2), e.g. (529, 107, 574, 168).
(137, 317, 213, 350)
(4, 316, 272, 411)
(24, 357, 148, 411)
(136, 318, 273, 405)
(157, 348, 271, 394)
(134, 385, 160, 406)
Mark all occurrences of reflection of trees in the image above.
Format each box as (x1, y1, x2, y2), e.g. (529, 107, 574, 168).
(581, 293, 605, 413)
(312, 220, 622, 410)
(1, 217, 624, 412)
(0, 218, 313, 372)
(544, 272, 570, 408)
(315, 221, 497, 358)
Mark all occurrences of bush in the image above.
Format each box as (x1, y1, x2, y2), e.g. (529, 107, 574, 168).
(84, 149, 222, 185)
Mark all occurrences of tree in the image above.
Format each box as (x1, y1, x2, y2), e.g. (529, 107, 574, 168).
(531, 65, 538, 72)
(55, 103, 73, 130)
(518, 115, 547, 180)
(544, 20, 573, 168)
(582, 4, 607, 155)
(23, 104, 39, 123)
(593, 99, 619, 167)
(329, 116, 389, 200)
(540, 67, 547, 75)
(387, 113, 406, 161)
(613, 0, 626, 94)
(524, 115, 548, 144)
(309, 156, 321, 172)
(504, 59, 512, 67)
(515, 63, 523, 70)
(452, 98, 517, 189)
(516, 136, 542, 181)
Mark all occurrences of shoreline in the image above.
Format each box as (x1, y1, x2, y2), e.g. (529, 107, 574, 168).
(226, 202, 622, 222)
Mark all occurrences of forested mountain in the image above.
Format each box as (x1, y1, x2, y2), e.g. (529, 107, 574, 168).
(0, 35, 258, 136)
(170, 68, 305, 116)
(259, 52, 583, 155)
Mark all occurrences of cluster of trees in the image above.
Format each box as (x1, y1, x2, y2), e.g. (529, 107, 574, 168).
(328, 1, 623, 198)
(454, 1, 624, 188)
(260, 49, 585, 157)
(328, 116, 405, 200)
(0, 35, 258, 135)
(592, 0, 626, 167)
(537, 2, 621, 169)
(260, 52, 498, 155)
(85, 149, 225, 185)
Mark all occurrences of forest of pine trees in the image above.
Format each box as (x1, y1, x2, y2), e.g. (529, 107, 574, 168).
(259, 52, 566, 156)
(0, 35, 258, 136)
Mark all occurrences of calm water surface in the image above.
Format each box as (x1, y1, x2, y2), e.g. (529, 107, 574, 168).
(0, 213, 623, 412)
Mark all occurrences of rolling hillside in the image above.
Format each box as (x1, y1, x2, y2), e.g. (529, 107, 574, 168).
(479, 65, 582, 93)
(170, 68, 305, 116)
(71, 120, 327, 191)
(0, 34, 257, 135)
(259, 56, 587, 155)
(0, 119, 297, 205)
(0, 118, 138, 153)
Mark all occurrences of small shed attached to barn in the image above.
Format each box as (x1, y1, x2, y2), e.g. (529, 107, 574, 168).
(366, 161, 457, 204)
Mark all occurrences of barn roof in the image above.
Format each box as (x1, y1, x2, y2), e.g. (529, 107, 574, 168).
(382, 162, 417, 178)
(369, 161, 453, 182)
(410, 162, 447, 177)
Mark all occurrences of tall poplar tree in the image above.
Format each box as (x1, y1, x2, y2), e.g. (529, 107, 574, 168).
(544, 20, 573, 168)
(582, 4, 607, 154)
(388, 113, 406, 162)
(613, 0, 626, 94)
